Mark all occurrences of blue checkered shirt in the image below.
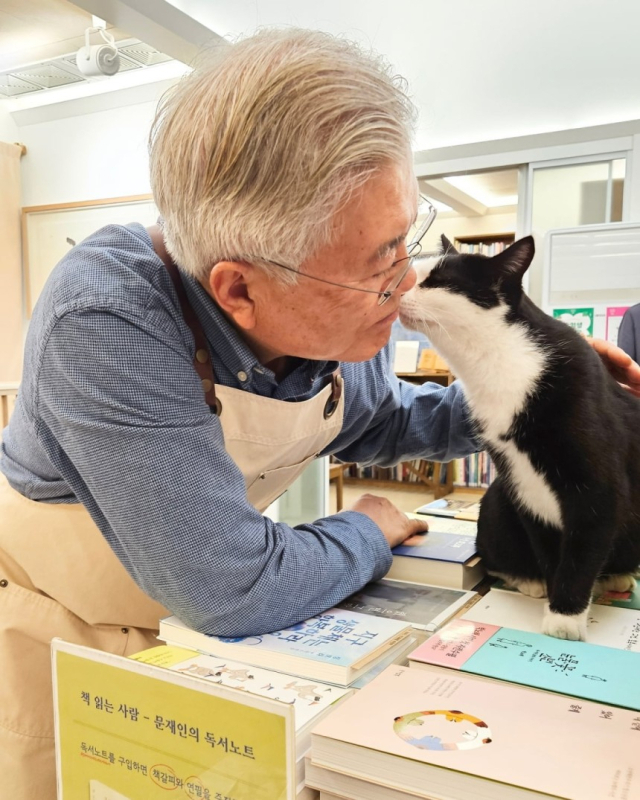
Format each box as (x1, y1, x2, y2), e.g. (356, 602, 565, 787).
(1, 224, 477, 635)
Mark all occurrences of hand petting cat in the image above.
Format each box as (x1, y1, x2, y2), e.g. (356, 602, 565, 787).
(587, 338, 640, 398)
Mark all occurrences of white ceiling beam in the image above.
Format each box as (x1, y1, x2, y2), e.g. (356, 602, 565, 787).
(420, 178, 487, 217)
(71, 0, 227, 65)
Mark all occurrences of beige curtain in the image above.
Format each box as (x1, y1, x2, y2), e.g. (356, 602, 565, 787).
(0, 141, 23, 385)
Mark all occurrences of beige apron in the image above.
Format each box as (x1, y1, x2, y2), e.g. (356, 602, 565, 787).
(0, 259, 344, 798)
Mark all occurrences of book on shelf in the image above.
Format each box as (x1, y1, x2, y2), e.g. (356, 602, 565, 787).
(336, 578, 480, 643)
(130, 644, 351, 792)
(468, 588, 640, 652)
(158, 608, 412, 687)
(452, 450, 496, 489)
(408, 617, 640, 710)
(309, 664, 640, 800)
(414, 496, 481, 521)
(387, 530, 483, 590)
(491, 576, 640, 610)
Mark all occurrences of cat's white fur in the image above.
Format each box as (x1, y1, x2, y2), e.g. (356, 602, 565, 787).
(402, 260, 563, 530)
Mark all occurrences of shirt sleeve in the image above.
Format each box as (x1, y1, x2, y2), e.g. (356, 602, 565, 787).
(35, 304, 391, 637)
(326, 346, 479, 465)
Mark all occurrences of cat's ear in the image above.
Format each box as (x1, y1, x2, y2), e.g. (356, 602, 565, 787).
(440, 234, 458, 255)
(491, 236, 535, 282)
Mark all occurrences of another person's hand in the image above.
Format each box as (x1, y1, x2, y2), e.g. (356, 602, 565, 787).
(587, 338, 640, 398)
(349, 493, 429, 549)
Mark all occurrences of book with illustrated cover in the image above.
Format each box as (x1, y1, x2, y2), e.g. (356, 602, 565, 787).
(130, 644, 352, 792)
(408, 618, 640, 710)
(468, 589, 640, 652)
(492, 576, 640, 610)
(309, 665, 640, 800)
(337, 578, 479, 642)
(158, 609, 411, 687)
(413, 496, 481, 521)
(387, 531, 483, 590)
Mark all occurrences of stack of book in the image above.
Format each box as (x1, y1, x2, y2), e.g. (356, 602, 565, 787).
(386, 512, 484, 590)
(306, 664, 640, 800)
(304, 577, 640, 799)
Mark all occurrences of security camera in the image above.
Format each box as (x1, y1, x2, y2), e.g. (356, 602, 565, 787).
(76, 27, 120, 77)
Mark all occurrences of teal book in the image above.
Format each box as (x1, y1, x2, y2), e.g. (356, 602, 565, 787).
(408, 618, 640, 710)
(158, 608, 411, 687)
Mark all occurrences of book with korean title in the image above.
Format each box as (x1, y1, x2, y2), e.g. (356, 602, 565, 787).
(468, 588, 640, 652)
(158, 607, 412, 687)
(407, 617, 640, 710)
(308, 664, 640, 800)
(336, 577, 480, 643)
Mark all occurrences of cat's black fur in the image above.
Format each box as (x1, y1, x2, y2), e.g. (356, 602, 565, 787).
(406, 235, 640, 637)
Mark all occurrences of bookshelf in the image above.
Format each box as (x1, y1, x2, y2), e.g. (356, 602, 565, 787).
(342, 368, 455, 499)
(454, 232, 515, 256)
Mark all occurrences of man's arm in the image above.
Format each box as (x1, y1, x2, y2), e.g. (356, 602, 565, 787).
(326, 347, 478, 466)
(36, 307, 399, 637)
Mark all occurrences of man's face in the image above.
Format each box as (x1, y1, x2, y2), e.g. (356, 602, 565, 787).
(249, 162, 419, 364)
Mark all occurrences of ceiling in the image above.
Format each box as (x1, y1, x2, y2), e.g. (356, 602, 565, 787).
(0, 0, 131, 72)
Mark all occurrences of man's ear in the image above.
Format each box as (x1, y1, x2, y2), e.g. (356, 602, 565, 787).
(206, 262, 257, 330)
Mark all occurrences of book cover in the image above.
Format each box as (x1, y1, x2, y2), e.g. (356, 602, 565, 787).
(469, 590, 640, 652)
(491, 578, 640, 610)
(310, 665, 640, 800)
(337, 578, 478, 632)
(158, 609, 411, 685)
(409, 618, 640, 710)
(414, 497, 481, 520)
(130, 645, 352, 732)
(391, 531, 477, 563)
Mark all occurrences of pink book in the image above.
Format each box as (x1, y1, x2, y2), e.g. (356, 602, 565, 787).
(311, 665, 640, 800)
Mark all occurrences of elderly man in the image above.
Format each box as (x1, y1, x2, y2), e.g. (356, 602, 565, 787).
(1, 28, 639, 797)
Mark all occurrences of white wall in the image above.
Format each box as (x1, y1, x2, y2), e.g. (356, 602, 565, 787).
(0, 107, 20, 147)
(18, 98, 158, 208)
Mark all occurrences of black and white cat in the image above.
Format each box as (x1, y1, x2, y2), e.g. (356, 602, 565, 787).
(400, 235, 640, 641)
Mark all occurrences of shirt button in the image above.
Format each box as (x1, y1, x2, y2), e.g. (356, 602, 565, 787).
(201, 379, 213, 393)
(196, 348, 209, 363)
(237, 371, 248, 382)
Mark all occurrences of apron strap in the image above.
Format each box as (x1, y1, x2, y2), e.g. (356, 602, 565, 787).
(324, 369, 343, 418)
(163, 260, 222, 416)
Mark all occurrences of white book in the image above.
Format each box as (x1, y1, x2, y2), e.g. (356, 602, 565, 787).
(158, 608, 412, 687)
(469, 589, 640, 651)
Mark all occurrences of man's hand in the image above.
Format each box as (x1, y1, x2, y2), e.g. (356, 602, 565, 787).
(349, 493, 429, 549)
(587, 337, 640, 398)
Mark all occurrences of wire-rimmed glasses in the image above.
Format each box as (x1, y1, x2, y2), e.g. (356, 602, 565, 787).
(250, 196, 437, 306)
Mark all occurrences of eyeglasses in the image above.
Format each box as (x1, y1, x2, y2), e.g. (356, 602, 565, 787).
(251, 197, 437, 306)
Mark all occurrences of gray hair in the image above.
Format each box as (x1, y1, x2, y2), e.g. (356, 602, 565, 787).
(149, 28, 416, 282)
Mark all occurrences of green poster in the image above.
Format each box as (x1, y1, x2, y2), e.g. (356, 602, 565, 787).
(552, 307, 594, 337)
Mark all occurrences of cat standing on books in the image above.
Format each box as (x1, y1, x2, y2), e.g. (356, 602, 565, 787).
(399, 235, 640, 641)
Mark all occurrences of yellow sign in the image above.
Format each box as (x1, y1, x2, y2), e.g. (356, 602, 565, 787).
(53, 639, 295, 800)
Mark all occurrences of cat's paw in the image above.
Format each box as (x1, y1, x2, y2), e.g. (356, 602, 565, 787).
(513, 578, 548, 598)
(542, 607, 588, 641)
(595, 574, 637, 594)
